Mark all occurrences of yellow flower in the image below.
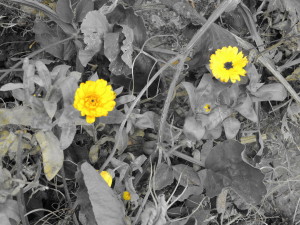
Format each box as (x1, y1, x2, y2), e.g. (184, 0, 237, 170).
(209, 46, 248, 83)
(203, 104, 211, 112)
(100, 171, 113, 187)
(123, 191, 131, 201)
(73, 79, 116, 123)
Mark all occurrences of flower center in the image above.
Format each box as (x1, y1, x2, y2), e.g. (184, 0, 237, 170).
(85, 96, 99, 108)
(224, 61, 233, 70)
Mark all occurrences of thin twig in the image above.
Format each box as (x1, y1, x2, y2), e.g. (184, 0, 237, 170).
(61, 166, 80, 225)
(0, 35, 75, 83)
(99, 55, 181, 172)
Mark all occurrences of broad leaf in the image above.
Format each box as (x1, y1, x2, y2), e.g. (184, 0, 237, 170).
(251, 83, 287, 102)
(0, 106, 33, 126)
(202, 125, 222, 140)
(59, 71, 81, 107)
(173, 185, 203, 202)
(0, 131, 17, 157)
(0, 199, 20, 225)
(204, 169, 225, 198)
(205, 140, 266, 204)
(173, 164, 201, 186)
(219, 83, 240, 107)
(33, 22, 75, 60)
(74, 0, 94, 22)
(246, 64, 263, 93)
(183, 116, 205, 141)
(104, 32, 121, 62)
(154, 163, 174, 190)
(0, 83, 24, 91)
(36, 131, 64, 181)
(97, 109, 125, 124)
(205, 106, 233, 130)
(115, 129, 128, 155)
(106, 4, 147, 47)
(77, 162, 126, 225)
(134, 111, 155, 130)
(222, 117, 241, 139)
(43, 100, 57, 119)
(56, 0, 74, 23)
(235, 94, 258, 122)
(59, 124, 76, 150)
(80, 10, 111, 66)
(121, 25, 134, 68)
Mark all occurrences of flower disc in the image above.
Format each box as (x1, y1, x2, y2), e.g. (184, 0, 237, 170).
(209, 46, 248, 83)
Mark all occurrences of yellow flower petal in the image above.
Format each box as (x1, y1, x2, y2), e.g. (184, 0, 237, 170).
(209, 46, 248, 83)
(123, 191, 131, 201)
(73, 79, 116, 123)
(100, 171, 113, 187)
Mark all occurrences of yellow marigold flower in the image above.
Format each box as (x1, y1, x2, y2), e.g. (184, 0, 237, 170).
(73, 79, 116, 123)
(123, 191, 131, 201)
(203, 104, 211, 112)
(209, 46, 248, 83)
(100, 171, 113, 187)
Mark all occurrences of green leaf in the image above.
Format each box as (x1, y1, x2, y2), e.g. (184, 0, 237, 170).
(222, 117, 241, 139)
(116, 94, 135, 106)
(59, 71, 81, 107)
(154, 163, 174, 190)
(246, 64, 264, 93)
(43, 100, 57, 119)
(134, 111, 155, 130)
(172, 164, 201, 186)
(56, 0, 74, 23)
(74, 0, 94, 23)
(121, 25, 134, 68)
(115, 129, 128, 155)
(0, 131, 17, 157)
(97, 109, 125, 124)
(0, 106, 33, 126)
(183, 116, 205, 141)
(51, 64, 70, 84)
(204, 169, 225, 198)
(36, 131, 64, 181)
(104, 32, 121, 62)
(205, 106, 233, 130)
(205, 140, 266, 204)
(0, 199, 20, 225)
(78, 162, 126, 225)
(106, 5, 147, 47)
(219, 83, 240, 107)
(203, 124, 222, 140)
(80, 10, 111, 66)
(173, 185, 203, 202)
(181, 82, 196, 113)
(234, 94, 258, 122)
(59, 124, 76, 150)
(33, 22, 75, 60)
(251, 83, 288, 102)
(0, 83, 24, 91)
(194, 74, 214, 114)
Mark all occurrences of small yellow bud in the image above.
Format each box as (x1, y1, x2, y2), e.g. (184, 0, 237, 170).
(100, 171, 113, 187)
(203, 104, 211, 112)
(123, 191, 131, 201)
